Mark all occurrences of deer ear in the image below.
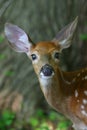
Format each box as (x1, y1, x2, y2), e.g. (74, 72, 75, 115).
(52, 17, 78, 50)
(5, 23, 33, 53)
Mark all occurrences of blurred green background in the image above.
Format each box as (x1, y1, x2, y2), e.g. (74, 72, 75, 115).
(0, 0, 87, 129)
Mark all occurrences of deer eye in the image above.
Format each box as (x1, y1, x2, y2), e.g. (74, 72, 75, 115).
(54, 52, 60, 59)
(31, 54, 37, 60)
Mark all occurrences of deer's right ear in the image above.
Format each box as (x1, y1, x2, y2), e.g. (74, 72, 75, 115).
(5, 23, 33, 54)
(52, 17, 78, 51)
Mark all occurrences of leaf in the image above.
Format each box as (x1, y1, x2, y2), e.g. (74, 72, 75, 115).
(0, 35, 4, 43)
(0, 121, 4, 127)
(80, 34, 87, 41)
(29, 117, 39, 127)
(40, 126, 49, 130)
(5, 119, 13, 126)
(2, 110, 15, 120)
(0, 54, 6, 60)
(36, 109, 44, 117)
(40, 122, 49, 130)
(57, 120, 72, 130)
(48, 111, 57, 121)
(5, 70, 15, 77)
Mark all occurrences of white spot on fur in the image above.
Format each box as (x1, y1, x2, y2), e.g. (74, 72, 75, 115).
(84, 91, 87, 96)
(65, 80, 71, 85)
(81, 110, 87, 116)
(81, 105, 85, 109)
(84, 76, 87, 80)
(75, 90, 78, 97)
(83, 99, 87, 105)
(72, 78, 76, 83)
(81, 75, 87, 81)
(73, 122, 87, 130)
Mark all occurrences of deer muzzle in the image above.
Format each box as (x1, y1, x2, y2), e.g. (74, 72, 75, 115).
(40, 64, 54, 78)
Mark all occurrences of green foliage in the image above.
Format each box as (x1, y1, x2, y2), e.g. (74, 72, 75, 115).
(36, 109, 45, 118)
(57, 120, 72, 130)
(5, 70, 15, 77)
(48, 111, 58, 121)
(0, 36, 6, 61)
(79, 20, 87, 41)
(0, 109, 72, 130)
(29, 109, 72, 130)
(0, 110, 15, 130)
(80, 34, 87, 41)
(0, 109, 71, 130)
(37, 122, 50, 130)
(0, 54, 6, 60)
(0, 36, 6, 60)
(29, 117, 39, 127)
(0, 35, 4, 43)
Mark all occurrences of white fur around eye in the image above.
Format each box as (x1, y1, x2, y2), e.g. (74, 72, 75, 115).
(31, 51, 40, 64)
(52, 50, 60, 62)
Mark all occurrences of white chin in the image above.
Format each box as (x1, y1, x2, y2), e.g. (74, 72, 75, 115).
(40, 72, 54, 79)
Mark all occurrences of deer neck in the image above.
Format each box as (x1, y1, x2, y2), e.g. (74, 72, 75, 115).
(38, 67, 73, 109)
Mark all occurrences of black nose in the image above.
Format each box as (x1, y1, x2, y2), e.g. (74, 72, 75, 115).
(40, 64, 54, 76)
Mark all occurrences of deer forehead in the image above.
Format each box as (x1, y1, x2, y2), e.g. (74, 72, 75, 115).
(31, 41, 60, 54)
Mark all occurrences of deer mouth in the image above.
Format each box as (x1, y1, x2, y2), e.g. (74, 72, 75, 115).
(40, 64, 54, 79)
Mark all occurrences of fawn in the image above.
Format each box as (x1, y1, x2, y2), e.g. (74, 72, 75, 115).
(5, 17, 87, 130)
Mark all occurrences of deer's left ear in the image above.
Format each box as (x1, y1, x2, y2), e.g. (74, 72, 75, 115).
(5, 23, 33, 53)
(52, 17, 78, 51)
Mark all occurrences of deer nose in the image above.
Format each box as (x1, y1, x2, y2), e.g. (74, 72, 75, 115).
(40, 64, 54, 77)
